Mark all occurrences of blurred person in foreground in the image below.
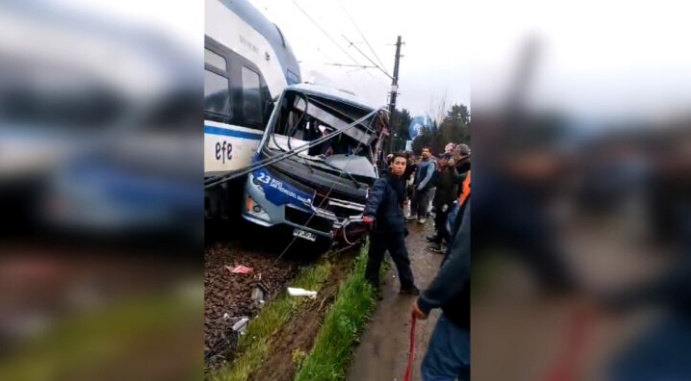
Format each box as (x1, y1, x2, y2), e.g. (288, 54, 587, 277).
(409, 147, 436, 224)
(427, 153, 463, 254)
(413, 172, 471, 381)
(593, 135, 691, 381)
(363, 153, 419, 295)
(474, 127, 577, 293)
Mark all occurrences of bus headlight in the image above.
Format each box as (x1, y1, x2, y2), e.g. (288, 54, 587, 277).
(246, 195, 271, 222)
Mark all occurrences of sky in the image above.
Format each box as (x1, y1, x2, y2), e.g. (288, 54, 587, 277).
(248, 0, 471, 118)
(247, 0, 691, 125)
(470, 0, 691, 123)
(53, 0, 691, 125)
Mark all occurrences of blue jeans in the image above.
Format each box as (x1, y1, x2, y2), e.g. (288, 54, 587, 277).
(421, 313, 470, 381)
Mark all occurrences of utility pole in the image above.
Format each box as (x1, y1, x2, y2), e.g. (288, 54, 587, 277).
(387, 35, 402, 154)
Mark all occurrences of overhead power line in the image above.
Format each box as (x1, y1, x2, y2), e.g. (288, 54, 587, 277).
(292, 0, 388, 89)
(338, 0, 388, 72)
(324, 63, 377, 69)
(291, 0, 362, 67)
(342, 34, 393, 80)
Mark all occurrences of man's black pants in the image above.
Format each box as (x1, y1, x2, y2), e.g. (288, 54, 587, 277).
(432, 205, 451, 245)
(365, 231, 415, 289)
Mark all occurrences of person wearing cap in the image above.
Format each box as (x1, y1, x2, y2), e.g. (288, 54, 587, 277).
(453, 144, 471, 192)
(427, 153, 464, 253)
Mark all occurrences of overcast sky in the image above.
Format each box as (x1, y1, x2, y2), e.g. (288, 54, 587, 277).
(248, 0, 471, 118)
(470, 0, 691, 123)
(65, 0, 691, 125)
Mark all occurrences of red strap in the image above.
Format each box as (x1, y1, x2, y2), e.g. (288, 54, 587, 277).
(542, 309, 592, 381)
(404, 312, 417, 381)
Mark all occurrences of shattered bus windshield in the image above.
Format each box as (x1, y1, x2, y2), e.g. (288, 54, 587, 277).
(266, 89, 386, 178)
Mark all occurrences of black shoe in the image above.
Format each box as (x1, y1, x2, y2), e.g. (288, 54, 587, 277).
(426, 236, 438, 243)
(400, 285, 420, 295)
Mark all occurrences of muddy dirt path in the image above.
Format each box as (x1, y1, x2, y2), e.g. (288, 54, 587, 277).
(347, 221, 444, 381)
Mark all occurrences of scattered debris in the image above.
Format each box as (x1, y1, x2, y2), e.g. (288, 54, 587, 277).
(227, 265, 253, 275)
(251, 279, 268, 305)
(287, 287, 318, 298)
(232, 317, 249, 334)
(223, 312, 230, 320)
(205, 243, 301, 367)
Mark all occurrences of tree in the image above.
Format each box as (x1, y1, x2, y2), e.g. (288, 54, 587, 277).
(410, 102, 470, 154)
(412, 126, 434, 153)
(389, 108, 412, 152)
(427, 90, 449, 127)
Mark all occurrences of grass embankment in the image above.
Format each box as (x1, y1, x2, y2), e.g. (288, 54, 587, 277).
(293, 241, 377, 381)
(210, 261, 332, 381)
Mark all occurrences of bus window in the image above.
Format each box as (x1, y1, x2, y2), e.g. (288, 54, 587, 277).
(241, 66, 261, 126)
(204, 70, 231, 116)
(205, 48, 226, 71)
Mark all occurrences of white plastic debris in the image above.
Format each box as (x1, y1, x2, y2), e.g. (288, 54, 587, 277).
(287, 287, 318, 298)
(232, 317, 249, 333)
(223, 313, 230, 320)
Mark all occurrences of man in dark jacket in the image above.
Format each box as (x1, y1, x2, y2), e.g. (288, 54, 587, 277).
(363, 153, 419, 294)
(413, 196, 471, 381)
(428, 153, 464, 253)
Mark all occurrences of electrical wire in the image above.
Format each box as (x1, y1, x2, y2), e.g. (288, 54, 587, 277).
(338, 0, 389, 73)
(204, 106, 383, 189)
(291, 0, 361, 67)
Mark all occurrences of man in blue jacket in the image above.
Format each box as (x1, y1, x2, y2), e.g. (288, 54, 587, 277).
(363, 153, 419, 295)
(410, 147, 436, 224)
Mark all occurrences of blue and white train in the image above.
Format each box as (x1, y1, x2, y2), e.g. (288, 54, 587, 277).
(204, 0, 301, 220)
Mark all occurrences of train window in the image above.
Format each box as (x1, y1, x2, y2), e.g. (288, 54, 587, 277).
(204, 70, 231, 116)
(241, 66, 261, 125)
(205, 49, 226, 71)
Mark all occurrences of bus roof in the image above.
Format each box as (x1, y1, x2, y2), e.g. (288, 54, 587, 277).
(285, 84, 386, 112)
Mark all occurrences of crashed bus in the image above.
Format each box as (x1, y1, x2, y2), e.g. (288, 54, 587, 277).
(242, 84, 388, 247)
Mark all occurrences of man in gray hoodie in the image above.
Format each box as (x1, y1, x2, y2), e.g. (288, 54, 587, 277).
(409, 147, 436, 224)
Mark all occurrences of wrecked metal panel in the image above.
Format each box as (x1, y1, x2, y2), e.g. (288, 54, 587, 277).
(323, 155, 377, 179)
(293, 97, 373, 145)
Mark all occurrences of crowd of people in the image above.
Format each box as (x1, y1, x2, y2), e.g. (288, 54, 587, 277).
(365, 143, 471, 380)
